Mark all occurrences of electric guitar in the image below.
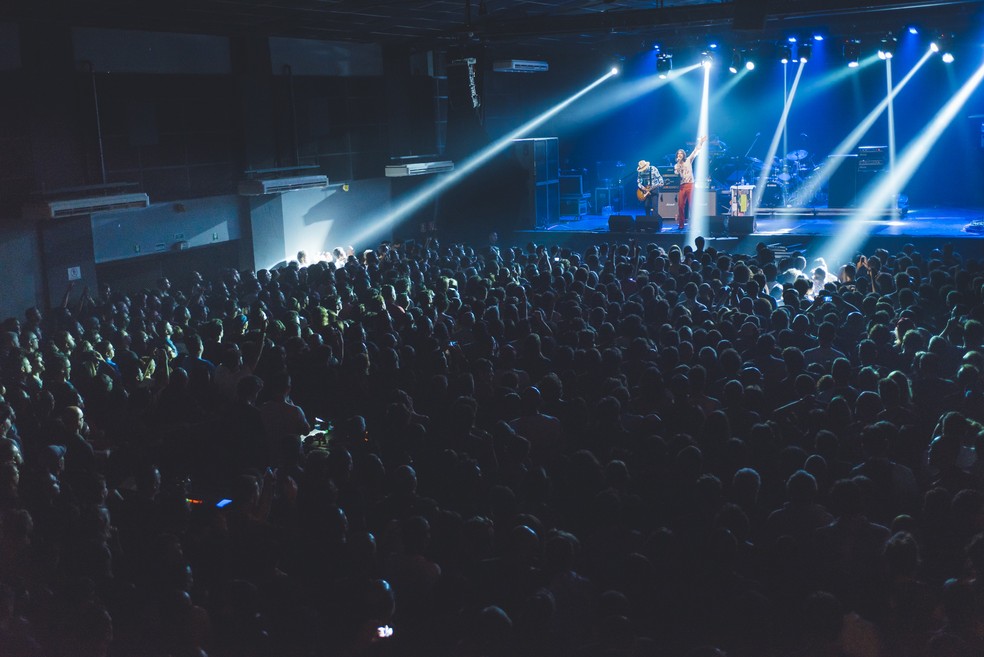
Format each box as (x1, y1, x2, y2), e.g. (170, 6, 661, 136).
(637, 182, 663, 203)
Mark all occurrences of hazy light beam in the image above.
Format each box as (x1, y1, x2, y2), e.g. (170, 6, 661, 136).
(751, 61, 806, 215)
(709, 66, 750, 105)
(791, 47, 933, 206)
(799, 54, 880, 98)
(689, 62, 712, 242)
(886, 59, 897, 205)
(557, 63, 701, 127)
(347, 69, 618, 246)
(820, 59, 984, 268)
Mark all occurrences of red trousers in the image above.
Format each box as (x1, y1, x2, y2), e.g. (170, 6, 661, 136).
(677, 182, 694, 229)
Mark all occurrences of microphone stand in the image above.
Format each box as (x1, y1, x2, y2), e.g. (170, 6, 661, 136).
(744, 132, 761, 158)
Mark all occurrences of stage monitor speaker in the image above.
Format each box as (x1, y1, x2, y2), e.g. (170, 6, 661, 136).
(729, 215, 757, 235)
(608, 214, 636, 232)
(827, 154, 858, 207)
(708, 215, 728, 235)
(636, 215, 663, 232)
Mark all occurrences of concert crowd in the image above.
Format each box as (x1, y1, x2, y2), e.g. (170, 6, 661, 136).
(0, 234, 983, 657)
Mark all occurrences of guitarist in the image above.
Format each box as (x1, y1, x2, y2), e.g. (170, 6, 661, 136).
(636, 159, 664, 218)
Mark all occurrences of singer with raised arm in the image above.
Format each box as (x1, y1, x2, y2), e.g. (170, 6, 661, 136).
(674, 135, 706, 230)
(636, 159, 664, 218)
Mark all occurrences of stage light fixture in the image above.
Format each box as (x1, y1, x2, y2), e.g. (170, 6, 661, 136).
(934, 33, 954, 62)
(746, 59, 755, 71)
(788, 36, 797, 43)
(798, 42, 812, 63)
(813, 34, 824, 42)
(779, 44, 791, 64)
(844, 39, 861, 67)
(878, 34, 898, 60)
(729, 49, 742, 74)
(908, 26, 919, 35)
(701, 51, 713, 68)
(656, 54, 672, 78)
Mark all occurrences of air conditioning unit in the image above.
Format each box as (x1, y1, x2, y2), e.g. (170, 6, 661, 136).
(493, 59, 549, 73)
(237, 175, 329, 196)
(385, 160, 455, 177)
(43, 193, 150, 219)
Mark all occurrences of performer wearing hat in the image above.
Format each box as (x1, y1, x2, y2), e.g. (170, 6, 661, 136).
(674, 136, 706, 230)
(636, 159, 664, 218)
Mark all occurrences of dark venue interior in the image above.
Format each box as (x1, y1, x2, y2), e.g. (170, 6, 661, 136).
(2, 0, 984, 655)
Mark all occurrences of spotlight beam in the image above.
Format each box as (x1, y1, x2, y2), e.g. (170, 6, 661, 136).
(886, 58, 897, 207)
(689, 61, 712, 241)
(751, 61, 806, 215)
(792, 46, 933, 206)
(710, 66, 750, 106)
(347, 69, 617, 247)
(559, 63, 701, 127)
(820, 59, 984, 268)
(799, 54, 880, 99)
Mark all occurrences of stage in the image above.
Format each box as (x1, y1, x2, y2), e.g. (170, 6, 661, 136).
(509, 204, 984, 257)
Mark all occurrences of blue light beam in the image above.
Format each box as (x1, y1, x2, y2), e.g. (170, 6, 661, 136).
(346, 69, 618, 247)
(689, 62, 713, 242)
(819, 59, 984, 268)
(791, 47, 934, 206)
(751, 61, 806, 215)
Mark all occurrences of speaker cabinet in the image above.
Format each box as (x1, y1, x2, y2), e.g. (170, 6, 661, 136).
(856, 170, 879, 200)
(636, 215, 663, 232)
(658, 191, 677, 220)
(512, 138, 560, 228)
(827, 154, 858, 207)
(660, 190, 718, 219)
(608, 214, 635, 231)
(695, 191, 719, 214)
(708, 215, 728, 235)
(729, 215, 757, 235)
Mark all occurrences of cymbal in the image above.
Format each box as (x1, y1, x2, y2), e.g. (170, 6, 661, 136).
(786, 149, 808, 161)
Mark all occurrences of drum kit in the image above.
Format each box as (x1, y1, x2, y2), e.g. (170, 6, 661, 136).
(708, 146, 821, 208)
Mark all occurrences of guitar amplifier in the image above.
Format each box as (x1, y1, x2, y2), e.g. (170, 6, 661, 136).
(858, 145, 887, 172)
(661, 173, 681, 192)
(660, 190, 718, 218)
(658, 191, 678, 219)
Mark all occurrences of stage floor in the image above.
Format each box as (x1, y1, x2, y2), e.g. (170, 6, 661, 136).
(539, 206, 984, 239)
(510, 205, 984, 256)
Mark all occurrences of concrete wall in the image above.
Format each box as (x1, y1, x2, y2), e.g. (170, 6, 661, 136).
(279, 178, 390, 265)
(90, 194, 243, 263)
(0, 221, 43, 321)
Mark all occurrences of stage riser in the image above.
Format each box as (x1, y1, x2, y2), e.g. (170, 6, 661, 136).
(755, 208, 903, 220)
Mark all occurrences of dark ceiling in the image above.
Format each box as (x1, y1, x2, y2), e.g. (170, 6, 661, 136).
(1, 0, 980, 52)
